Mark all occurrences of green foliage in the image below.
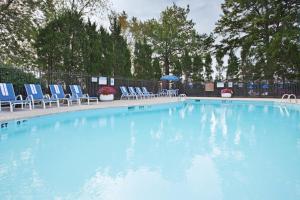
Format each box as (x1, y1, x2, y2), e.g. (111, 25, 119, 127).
(182, 50, 193, 79)
(36, 11, 87, 74)
(192, 54, 204, 82)
(0, 0, 41, 65)
(109, 15, 132, 77)
(0, 64, 39, 90)
(152, 58, 162, 80)
(35, 11, 132, 79)
(215, 49, 225, 80)
(204, 53, 213, 81)
(226, 50, 239, 80)
(129, 4, 208, 76)
(134, 39, 153, 79)
(215, 0, 300, 80)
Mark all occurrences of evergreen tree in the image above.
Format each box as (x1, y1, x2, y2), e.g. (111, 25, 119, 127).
(36, 11, 87, 75)
(204, 53, 213, 81)
(215, 0, 300, 80)
(192, 54, 204, 82)
(152, 57, 162, 80)
(182, 49, 193, 79)
(172, 58, 182, 77)
(215, 49, 224, 80)
(133, 39, 153, 79)
(99, 26, 113, 76)
(110, 16, 132, 77)
(84, 20, 102, 75)
(226, 50, 239, 80)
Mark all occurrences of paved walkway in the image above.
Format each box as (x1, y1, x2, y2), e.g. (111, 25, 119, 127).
(0, 97, 297, 122)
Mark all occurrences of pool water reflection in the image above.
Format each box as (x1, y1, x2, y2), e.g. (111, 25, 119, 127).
(0, 101, 300, 199)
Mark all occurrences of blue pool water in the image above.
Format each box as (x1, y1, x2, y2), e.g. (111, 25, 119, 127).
(0, 100, 300, 200)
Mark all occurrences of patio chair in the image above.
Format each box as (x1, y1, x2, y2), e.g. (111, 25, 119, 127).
(24, 84, 59, 109)
(0, 83, 32, 112)
(69, 85, 98, 105)
(49, 84, 80, 106)
(128, 87, 142, 99)
(141, 87, 157, 98)
(120, 86, 135, 100)
(159, 89, 168, 96)
(135, 87, 148, 99)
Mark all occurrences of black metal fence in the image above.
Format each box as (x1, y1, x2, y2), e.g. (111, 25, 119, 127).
(182, 81, 300, 98)
(1, 66, 299, 99)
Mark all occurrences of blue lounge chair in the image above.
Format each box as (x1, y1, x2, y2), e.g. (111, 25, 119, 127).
(49, 84, 80, 106)
(69, 85, 98, 105)
(142, 87, 158, 98)
(128, 87, 142, 99)
(135, 87, 147, 99)
(120, 86, 134, 100)
(0, 83, 31, 112)
(24, 84, 59, 109)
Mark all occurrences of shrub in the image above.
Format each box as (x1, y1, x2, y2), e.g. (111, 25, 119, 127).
(98, 86, 116, 95)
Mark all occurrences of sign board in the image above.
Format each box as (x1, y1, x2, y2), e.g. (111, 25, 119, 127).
(228, 82, 233, 88)
(110, 78, 115, 86)
(216, 82, 224, 88)
(99, 77, 107, 85)
(91, 77, 98, 83)
(205, 82, 214, 92)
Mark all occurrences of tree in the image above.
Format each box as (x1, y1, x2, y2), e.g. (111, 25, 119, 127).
(215, 0, 300, 80)
(140, 4, 198, 75)
(0, 0, 42, 65)
(215, 49, 224, 80)
(181, 49, 193, 79)
(204, 53, 213, 81)
(109, 15, 132, 77)
(133, 39, 153, 79)
(152, 57, 162, 80)
(192, 54, 204, 82)
(36, 11, 87, 76)
(226, 50, 239, 80)
(83, 20, 102, 75)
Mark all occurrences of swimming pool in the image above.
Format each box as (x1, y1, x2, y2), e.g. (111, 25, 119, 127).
(0, 100, 300, 199)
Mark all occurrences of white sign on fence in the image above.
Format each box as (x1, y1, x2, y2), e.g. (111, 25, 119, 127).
(91, 77, 98, 83)
(217, 82, 224, 88)
(99, 77, 107, 85)
(110, 78, 115, 86)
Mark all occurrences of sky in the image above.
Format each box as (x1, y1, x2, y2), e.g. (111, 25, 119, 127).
(108, 0, 224, 34)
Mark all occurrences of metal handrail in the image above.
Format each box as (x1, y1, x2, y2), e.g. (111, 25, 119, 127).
(281, 94, 290, 103)
(288, 94, 297, 103)
(281, 93, 297, 104)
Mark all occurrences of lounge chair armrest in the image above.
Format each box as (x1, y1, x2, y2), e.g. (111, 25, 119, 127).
(83, 93, 89, 98)
(16, 94, 23, 101)
(65, 93, 72, 98)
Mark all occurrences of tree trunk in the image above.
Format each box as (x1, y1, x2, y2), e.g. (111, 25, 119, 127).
(164, 55, 170, 75)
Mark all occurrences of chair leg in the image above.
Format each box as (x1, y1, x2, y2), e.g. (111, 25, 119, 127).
(10, 102, 13, 112)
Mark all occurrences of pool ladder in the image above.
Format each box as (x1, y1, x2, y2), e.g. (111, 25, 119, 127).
(281, 94, 297, 104)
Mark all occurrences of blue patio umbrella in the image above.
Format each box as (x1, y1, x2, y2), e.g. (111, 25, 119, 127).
(160, 75, 180, 81)
(262, 84, 269, 89)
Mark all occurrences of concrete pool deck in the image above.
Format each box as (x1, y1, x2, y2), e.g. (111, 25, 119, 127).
(0, 96, 298, 122)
